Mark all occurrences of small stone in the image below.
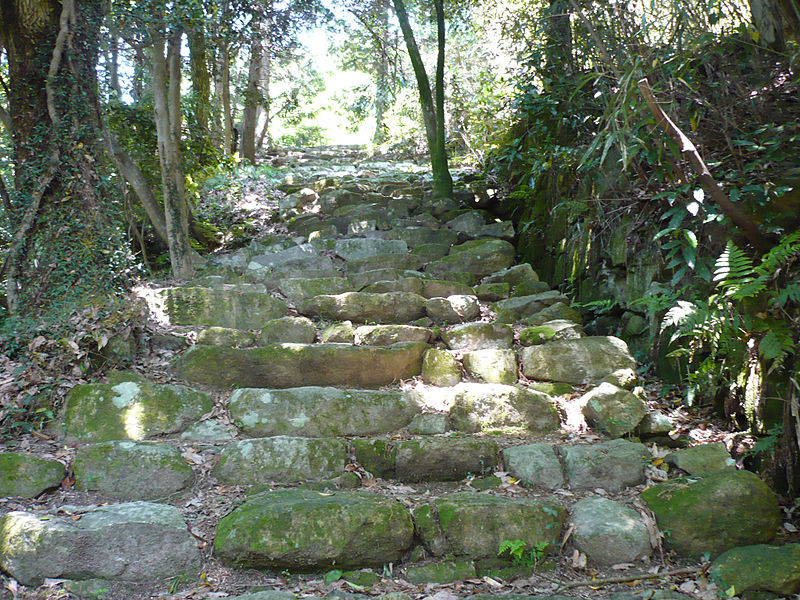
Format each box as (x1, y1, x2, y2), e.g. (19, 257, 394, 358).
(405, 560, 477, 584)
(321, 321, 355, 343)
(581, 382, 648, 438)
(197, 327, 257, 348)
(342, 569, 382, 588)
(602, 368, 638, 389)
(426, 296, 481, 324)
(462, 349, 518, 384)
(474, 283, 510, 301)
(259, 316, 317, 345)
(503, 444, 564, 490)
(666, 443, 735, 475)
(519, 320, 583, 346)
(441, 322, 514, 351)
(422, 348, 462, 387)
(637, 411, 673, 437)
(570, 496, 651, 566)
(408, 413, 449, 435)
(0, 453, 64, 498)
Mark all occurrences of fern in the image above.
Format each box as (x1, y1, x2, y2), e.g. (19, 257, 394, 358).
(714, 240, 758, 297)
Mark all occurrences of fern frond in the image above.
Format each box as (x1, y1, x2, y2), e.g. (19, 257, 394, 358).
(714, 241, 755, 298)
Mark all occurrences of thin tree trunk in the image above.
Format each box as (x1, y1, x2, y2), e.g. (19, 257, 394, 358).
(392, 0, 452, 198)
(257, 44, 273, 151)
(240, 33, 262, 164)
(187, 23, 211, 141)
(373, 0, 391, 146)
(108, 23, 121, 97)
(221, 42, 233, 155)
(151, 31, 194, 279)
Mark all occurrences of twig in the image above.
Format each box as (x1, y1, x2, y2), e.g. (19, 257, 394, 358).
(556, 566, 703, 592)
(638, 78, 770, 253)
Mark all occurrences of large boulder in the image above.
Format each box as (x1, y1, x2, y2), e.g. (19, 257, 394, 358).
(563, 439, 649, 491)
(0, 502, 201, 586)
(710, 544, 800, 596)
(298, 292, 426, 323)
(155, 286, 287, 329)
(74, 441, 193, 500)
(426, 239, 516, 280)
(0, 453, 64, 498)
(229, 387, 420, 437)
(581, 383, 648, 438)
(520, 337, 636, 384)
(62, 379, 212, 443)
(173, 342, 427, 389)
(214, 437, 347, 484)
(413, 493, 566, 559)
(570, 496, 651, 566)
(641, 470, 781, 558)
(214, 490, 413, 570)
(448, 383, 560, 434)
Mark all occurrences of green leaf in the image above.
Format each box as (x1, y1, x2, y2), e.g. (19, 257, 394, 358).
(325, 570, 344, 586)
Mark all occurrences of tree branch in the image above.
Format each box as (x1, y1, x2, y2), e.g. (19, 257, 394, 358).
(638, 78, 771, 253)
(556, 566, 703, 592)
(46, 0, 76, 126)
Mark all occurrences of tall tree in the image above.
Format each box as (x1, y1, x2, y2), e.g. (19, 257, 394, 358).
(0, 0, 130, 314)
(392, 0, 453, 198)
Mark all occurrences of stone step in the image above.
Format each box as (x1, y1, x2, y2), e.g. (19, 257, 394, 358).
(0, 502, 201, 586)
(155, 285, 287, 329)
(173, 342, 428, 389)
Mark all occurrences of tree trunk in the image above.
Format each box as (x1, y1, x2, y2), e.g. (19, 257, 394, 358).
(0, 0, 130, 315)
(750, 0, 786, 49)
(256, 47, 273, 151)
(373, 0, 391, 146)
(240, 33, 262, 164)
(187, 22, 212, 144)
(151, 29, 194, 279)
(220, 42, 233, 155)
(392, 0, 453, 198)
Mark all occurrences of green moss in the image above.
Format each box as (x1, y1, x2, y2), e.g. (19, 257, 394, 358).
(0, 453, 64, 498)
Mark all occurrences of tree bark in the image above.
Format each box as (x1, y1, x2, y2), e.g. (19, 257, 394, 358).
(240, 32, 262, 164)
(151, 29, 194, 279)
(392, 0, 453, 198)
(187, 22, 212, 143)
(373, 0, 391, 146)
(750, 0, 786, 50)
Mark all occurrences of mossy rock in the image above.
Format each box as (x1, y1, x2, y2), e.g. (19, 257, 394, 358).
(449, 383, 559, 435)
(426, 239, 516, 280)
(395, 437, 498, 482)
(196, 327, 257, 348)
(352, 438, 397, 479)
(214, 490, 414, 571)
(258, 316, 317, 345)
(641, 470, 781, 558)
(405, 560, 476, 584)
(62, 379, 212, 443)
(299, 292, 427, 324)
(0, 453, 64, 498)
(156, 286, 287, 329)
(520, 337, 636, 385)
(173, 342, 427, 390)
(413, 493, 566, 560)
(710, 544, 800, 596)
(421, 348, 462, 387)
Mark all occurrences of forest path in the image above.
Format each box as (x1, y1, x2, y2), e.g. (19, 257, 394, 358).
(0, 147, 779, 600)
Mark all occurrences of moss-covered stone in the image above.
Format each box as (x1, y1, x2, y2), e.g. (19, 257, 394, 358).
(448, 383, 560, 435)
(173, 342, 427, 389)
(342, 569, 382, 588)
(214, 437, 347, 484)
(581, 382, 648, 438)
(299, 292, 426, 324)
(524, 302, 583, 326)
(258, 316, 317, 345)
(710, 544, 800, 596)
(529, 382, 574, 396)
(503, 444, 564, 490)
(442, 322, 514, 351)
(641, 470, 781, 558)
(426, 239, 516, 280)
(344, 253, 425, 274)
(62, 379, 212, 443)
(73, 441, 194, 500)
(413, 493, 566, 560)
(512, 280, 551, 297)
(405, 561, 476, 584)
(214, 490, 414, 571)
(481, 263, 539, 287)
(473, 283, 510, 301)
(355, 324, 433, 345)
(563, 439, 649, 491)
(229, 387, 419, 437)
(493, 292, 569, 323)
(196, 327, 257, 348)
(395, 437, 498, 482)
(156, 286, 287, 329)
(519, 320, 583, 346)
(421, 280, 474, 298)
(411, 243, 451, 263)
(0, 502, 201, 586)
(278, 277, 354, 301)
(352, 438, 397, 479)
(421, 348, 462, 387)
(363, 277, 425, 296)
(462, 349, 518, 384)
(0, 453, 64, 498)
(426, 295, 481, 324)
(408, 413, 449, 435)
(321, 321, 356, 343)
(520, 337, 636, 384)
(665, 443, 735, 475)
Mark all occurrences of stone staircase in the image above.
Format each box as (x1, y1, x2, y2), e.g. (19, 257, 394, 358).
(0, 147, 787, 600)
